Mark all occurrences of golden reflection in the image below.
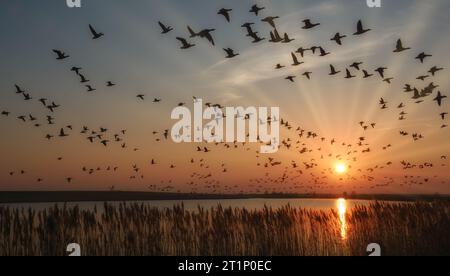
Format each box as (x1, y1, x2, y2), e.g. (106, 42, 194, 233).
(337, 198, 347, 240)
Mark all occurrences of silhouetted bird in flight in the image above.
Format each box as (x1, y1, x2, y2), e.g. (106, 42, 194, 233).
(429, 66, 443, 76)
(17, 115, 26, 122)
(187, 26, 216, 46)
(302, 72, 312, 80)
(329, 65, 340, 75)
(302, 19, 320, 29)
(218, 8, 232, 22)
(416, 52, 432, 63)
(250, 4, 265, 16)
(404, 84, 413, 92)
(15, 85, 25, 94)
(282, 33, 294, 43)
(106, 81, 116, 87)
(285, 76, 296, 83)
(89, 24, 104, 39)
(296, 47, 308, 57)
(331, 33, 346, 45)
(434, 91, 447, 107)
(393, 39, 411, 53)
(241, 22, 255, 33)
(353, 20, 371, 35)
(1, 111, 9, 116)
(52, 49, 69, 60)
(269, 29, 283, 43)
(441, 112, 448, 120)
(261, 16, 279, 28)
(345, 69, 355, 79)
(86, 85, 96, 92)
(350, 62, 363, 70)
(176, 37, 195, 49)
(59, 128, 68, 137)
(383, 78, 394, 84)
(136, 94, 145, 101)
(291, 52, 303, 66)
(275, 64, 285, 70)
(249, 32, 265, 43)
(158, 21, 173, 34)
(375, 67, 387, 78)
(416, 75, 429, 81)
(363, 70, 373, 78)
(318, 47, 330, 57)
(23, 93, 32, 101)
(153, 98, 161, 103)
(71, 66, 82, 75)
(28, 114, 36, 121)
(79, 74, 89, 83)
(224, 48, 239, 58)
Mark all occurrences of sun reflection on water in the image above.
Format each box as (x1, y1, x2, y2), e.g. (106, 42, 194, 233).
(337, 198, 347, 240)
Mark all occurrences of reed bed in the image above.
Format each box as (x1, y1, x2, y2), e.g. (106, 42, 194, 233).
(0, 201, 448, 256)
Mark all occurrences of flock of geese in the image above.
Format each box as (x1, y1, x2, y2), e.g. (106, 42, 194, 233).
(1, 3, 448, 194)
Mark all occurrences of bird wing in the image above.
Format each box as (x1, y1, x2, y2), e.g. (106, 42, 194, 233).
(204, 33, 215, 45)
(357, 20, 363, 31)
(89, 24, 98, 36)
(187, 26, 197, 37)
(158, 21, 167, 31)
(176, 37, 187, 46)
(291, 53, 298, 63)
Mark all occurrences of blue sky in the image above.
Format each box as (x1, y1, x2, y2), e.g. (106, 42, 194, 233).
(0, 0, 449, 193)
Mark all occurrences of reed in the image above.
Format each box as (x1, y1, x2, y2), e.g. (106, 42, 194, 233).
(0, 201, 448, 256)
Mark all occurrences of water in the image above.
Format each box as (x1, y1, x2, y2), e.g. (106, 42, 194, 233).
(0, 198, 374, 212)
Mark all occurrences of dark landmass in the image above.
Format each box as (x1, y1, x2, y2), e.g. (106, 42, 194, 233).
(0, 191, 449, 204)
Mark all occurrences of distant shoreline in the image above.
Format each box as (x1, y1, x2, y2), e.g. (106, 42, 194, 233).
(0, 191, 449, 204)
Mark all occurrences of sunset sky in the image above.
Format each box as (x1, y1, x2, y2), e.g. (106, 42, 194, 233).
(0, 0, 449, 194)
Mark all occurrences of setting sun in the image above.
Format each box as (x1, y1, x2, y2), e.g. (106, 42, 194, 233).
(335, 163, 347, 174)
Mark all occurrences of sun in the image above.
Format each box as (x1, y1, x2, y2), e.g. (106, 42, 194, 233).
(335, 163, 347, 174)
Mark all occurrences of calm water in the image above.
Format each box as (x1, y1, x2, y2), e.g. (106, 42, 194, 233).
(0, 198, 374, 212)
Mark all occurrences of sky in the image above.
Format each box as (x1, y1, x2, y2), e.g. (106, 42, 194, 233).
(0, 0, 449, 194)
